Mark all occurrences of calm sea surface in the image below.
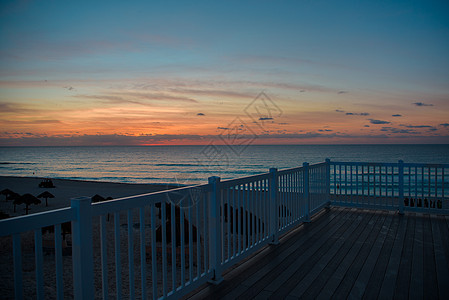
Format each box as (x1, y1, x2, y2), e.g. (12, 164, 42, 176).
(0, 145, 448, 185)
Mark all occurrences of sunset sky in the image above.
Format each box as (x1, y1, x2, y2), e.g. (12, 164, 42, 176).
(1, 0, 448, 146)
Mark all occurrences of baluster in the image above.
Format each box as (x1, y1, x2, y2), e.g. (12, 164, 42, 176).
(12, 234, 23, 299)
(100, 215, 108, 300)
(150, 205, 157, 298)
(128, 209, 135, 299)
(54, 224, 63, 300)
(34, 229, 44, 299)
(114, 211, 122, 298)
(139, 207, 146, 298)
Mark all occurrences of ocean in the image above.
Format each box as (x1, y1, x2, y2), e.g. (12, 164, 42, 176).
(0, 145, 448, 185)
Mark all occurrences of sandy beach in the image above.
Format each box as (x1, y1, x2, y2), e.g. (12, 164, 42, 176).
(0, 176, 178, 218)
(0, 177, 204, 299)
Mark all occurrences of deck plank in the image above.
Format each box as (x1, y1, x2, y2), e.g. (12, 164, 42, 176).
(377, 212, 408, 299)
(330, 211, 388, 299)
(299, 210, 378, 300)
(423, 214, 438, 299)
(193, 207, 346, 300)
(361, 211, 400, 300)
(184, 207, 449, 300)
(265, 209, 375, 299)
(410, 212, 424, 299)
(348, 211, 394, 299)
(237, 209, 358, 299)
(430, 214, 449, 298)
(289, 211, 386, 299)
(393, 213, 415, 300)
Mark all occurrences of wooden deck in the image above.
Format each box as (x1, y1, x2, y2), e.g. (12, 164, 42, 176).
(185, 207, 449, 299)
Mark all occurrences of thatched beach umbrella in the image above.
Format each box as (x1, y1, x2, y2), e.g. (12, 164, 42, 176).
(14, 193, 41, 215)
(1, 188, 14, 201)
(92, 194, 105, 203)
(8, 192, 21, 212)
(37, 191, 55, 207)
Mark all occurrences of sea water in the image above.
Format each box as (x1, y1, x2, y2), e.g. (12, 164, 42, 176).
(0, 145, 448, 185)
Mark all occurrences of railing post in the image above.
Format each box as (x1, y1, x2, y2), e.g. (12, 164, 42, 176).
(303, 162, 311, 222)
(325, 158, 331, 207)
(71, 197, 94, 299)
(208, 176, 223, 284)
(398, 160, 404, 215)
(269, 168, 279, 245)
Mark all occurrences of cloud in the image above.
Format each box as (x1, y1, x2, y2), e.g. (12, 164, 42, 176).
(381, 127, 418, 134)
(0, 102, 37, 114)
(337, 91, 348, 94)
(345, 112, 370, 116)
(369, 119, 391, 125)
(336, 109, 369, 116)
(403, 125, 434, 129)
(75, 92, 198, 105)
(197, 113, 205, 116)
(392, 114, 402, 117)
(440, 123, 449, 127)
(259, 117, 273, 121)
(413, 102, 434, 107)
(64, 86, 75, 91)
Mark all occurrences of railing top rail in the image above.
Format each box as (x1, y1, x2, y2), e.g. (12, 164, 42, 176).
(277, 165, 303, 176)
(277, 162, 326, 176)
(219, 172, 270, 187)
(329, 161, 449, 168)
(308, 162, 327, 169)
(91, 183, 208, 216)
(330, 161, 398, 167)
(0, 207, 74, 236)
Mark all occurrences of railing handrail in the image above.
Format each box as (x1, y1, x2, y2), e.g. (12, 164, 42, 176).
(91, 183, 208, 216)
(0, 207, 74, 236)
(330, 161, 449, 168)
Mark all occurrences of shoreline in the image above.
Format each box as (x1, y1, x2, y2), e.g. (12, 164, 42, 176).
(0, 176, 179, 218)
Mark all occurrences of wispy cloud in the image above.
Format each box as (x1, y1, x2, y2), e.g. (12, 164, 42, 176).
(403, 125, 434, 129)
(336, 109, 369, 116)
(392, 114, 402, 117)
(369, 119, 391, 125)
(74, 92, 197, 105)
(440, 123, 449, 127)
(345, 112, 370, 116)
(413, 102, 434, 107)
(381, 127, 418, 134)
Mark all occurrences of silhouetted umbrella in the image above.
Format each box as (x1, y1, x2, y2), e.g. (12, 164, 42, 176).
(1, 188, 14, 201)
(92, 194, 105, 203)
(8, 192, 21, 212)
(14, 193, 41, 215)
(37, 191, 55, 207)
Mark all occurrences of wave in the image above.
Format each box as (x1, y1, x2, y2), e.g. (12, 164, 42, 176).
(154, 163, 200, 167)
(0, 162, 37, 165)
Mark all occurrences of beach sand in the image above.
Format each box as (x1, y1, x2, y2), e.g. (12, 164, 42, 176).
(0, 176, 208, 299)
(0, 176, 199, 299)
(0, 176, 178, 218)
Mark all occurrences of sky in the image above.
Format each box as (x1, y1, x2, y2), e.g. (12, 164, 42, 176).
(1, 0, 449, 146)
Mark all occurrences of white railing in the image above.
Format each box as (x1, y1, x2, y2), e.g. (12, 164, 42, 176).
(0, 159, 447, 299)
(329, 160, 449, 214)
